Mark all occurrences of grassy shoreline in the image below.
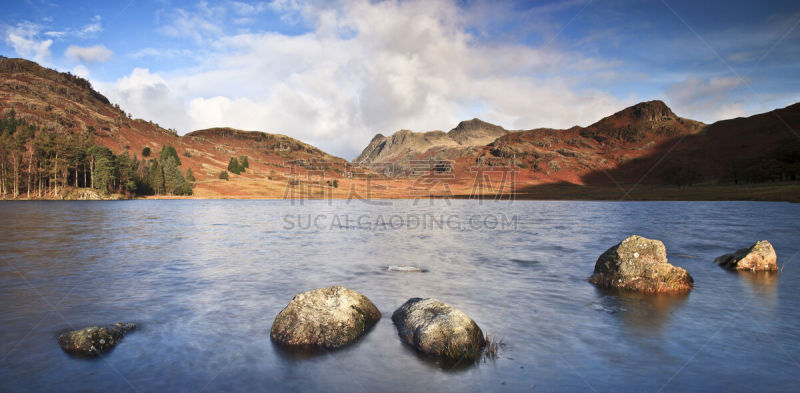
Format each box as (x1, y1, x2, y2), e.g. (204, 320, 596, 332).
(2, 182, 799, 202)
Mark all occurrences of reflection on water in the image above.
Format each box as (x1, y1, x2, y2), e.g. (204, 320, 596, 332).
(595, 288, 689, 334)
(739, 271, 779, 294)
(1, 200, 799, 393)
(737, 271, 780, 314)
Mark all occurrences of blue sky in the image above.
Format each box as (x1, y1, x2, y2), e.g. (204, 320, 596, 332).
(2, 0, 799, 159)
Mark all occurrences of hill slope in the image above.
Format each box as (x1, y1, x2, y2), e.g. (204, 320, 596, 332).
(0, 57, 357, 198)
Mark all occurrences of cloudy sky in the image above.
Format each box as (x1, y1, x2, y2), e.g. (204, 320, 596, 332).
(2, 0, 799, 159)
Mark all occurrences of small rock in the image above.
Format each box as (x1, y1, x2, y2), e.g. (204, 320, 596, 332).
(57, 323, 136, 357)
(270, 286, 381, 349)
(589, 235, 693, 293)
(391, 298, 485, 360)
(387, 265, 425, 273)
(714, 240, 778, 272)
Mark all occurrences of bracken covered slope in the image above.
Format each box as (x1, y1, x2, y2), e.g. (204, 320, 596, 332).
(0, 57, 359, 198)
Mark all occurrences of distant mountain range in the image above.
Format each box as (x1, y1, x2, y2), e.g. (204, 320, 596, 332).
(355, 99, 800, 187)
(1, 56, 798, 199)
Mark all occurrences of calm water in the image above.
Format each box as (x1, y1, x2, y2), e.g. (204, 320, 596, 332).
(0, 200, 799, 392)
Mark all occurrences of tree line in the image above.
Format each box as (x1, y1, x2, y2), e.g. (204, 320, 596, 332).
(0, 110, 193, 198)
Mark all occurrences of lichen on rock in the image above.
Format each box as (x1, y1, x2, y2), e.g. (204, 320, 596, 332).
(715, 240, 778, 272)
(57, 322, 136, 357)
(270, 286, 381, 349)
(589, 235, 693, 293)
(391, 298, 485, 360)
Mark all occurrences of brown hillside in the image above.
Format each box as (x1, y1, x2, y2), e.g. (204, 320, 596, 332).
(0, 57, 360, 198)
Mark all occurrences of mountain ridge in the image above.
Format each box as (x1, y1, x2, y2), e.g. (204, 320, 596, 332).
(1, 56, 798, 200)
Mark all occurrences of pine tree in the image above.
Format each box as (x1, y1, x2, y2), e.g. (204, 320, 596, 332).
(163, 156, 186, 195)
(185, 167, 195, 182)
(149, 159, 165, 194)
(159, 145, 181, 166)
(240, 155, 249, 169)
(228, 157, 242, 174)
(116, 152, 137, 195)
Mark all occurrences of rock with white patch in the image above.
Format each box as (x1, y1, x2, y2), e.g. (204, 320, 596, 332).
(391, 298, 485, 360)
(715, 240, 778, 272)
(589, 235, 693, 293)
(57, 323, 136, 357)
(270, 286, 381, 348)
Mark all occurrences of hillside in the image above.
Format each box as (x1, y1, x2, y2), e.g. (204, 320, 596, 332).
(1, 56, 798, 201)
(355, 99, 800, 196)
(0, 57, 362, 199)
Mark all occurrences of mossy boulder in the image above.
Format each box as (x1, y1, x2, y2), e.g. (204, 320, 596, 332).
(715, 240, 778, 272)
(589, 235, 693, 293)
(57, 322, 136, 357)
(391, 298, 485, 360)
(270, 286, 381, 348)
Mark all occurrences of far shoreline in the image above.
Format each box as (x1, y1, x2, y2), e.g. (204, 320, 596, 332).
(1, 181, 799, 203)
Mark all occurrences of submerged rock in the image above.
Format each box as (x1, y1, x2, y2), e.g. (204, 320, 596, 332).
(589, 235, 693, 293)
(387, 265, 425, 273)
(391, 298, 485, 360)
(270, 286, 381, 348)
(715, 240, 778, 272)
(57, 323, 136, 357)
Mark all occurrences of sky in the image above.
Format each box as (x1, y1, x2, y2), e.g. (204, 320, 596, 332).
(1, 0, 799, 159)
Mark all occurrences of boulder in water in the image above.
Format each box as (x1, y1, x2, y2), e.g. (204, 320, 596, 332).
(391, 298, 485, 360)
(270, 286, 381, 348)
(57, 322, 136, 357)
(589, 235, 693, 293)
(714, 240, 778, 272)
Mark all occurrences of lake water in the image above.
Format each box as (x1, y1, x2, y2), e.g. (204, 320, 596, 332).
(1, 200, 799, 392)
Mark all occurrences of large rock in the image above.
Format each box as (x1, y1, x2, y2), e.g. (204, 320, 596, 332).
(589, 235, 693, 293)
(57, 322, 136, 356)
(270, 286, 381, 348)
(714, 240, 778, 271)
(391, 298, 485, 360)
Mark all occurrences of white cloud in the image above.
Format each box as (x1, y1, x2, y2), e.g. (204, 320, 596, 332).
(72, 64, 90, 78)
(65, 44, 113, 63)
(666, 76, 749, 122)
(80, 15, 103, 36)
(96, 68, 194, 129)
(159, 2, 225, 42)
(44, 15, 103, 39)
(230, 1, 271, 15)
(4, 22, 53, 64)
(103, 0, 626, 159)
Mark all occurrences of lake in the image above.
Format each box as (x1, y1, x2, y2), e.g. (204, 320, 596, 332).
(0, 200, 799, 392)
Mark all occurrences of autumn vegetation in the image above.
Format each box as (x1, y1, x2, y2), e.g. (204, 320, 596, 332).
(0, 110, 193, 198)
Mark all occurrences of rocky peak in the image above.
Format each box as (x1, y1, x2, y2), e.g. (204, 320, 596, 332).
(585, 100, 703, 143)
(448, 118, 508, 145)
(628, 100, 676, 122)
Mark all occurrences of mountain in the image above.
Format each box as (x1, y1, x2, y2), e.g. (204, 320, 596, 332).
(354, 99, 799, 196)
(585, 101, 800, 186)
(477, 100, 707, 184)
(2, 56, 797, 200)
(354, 118, 509, 173)
(355, 100, 707, 182)
(0, 57, 356, 199)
